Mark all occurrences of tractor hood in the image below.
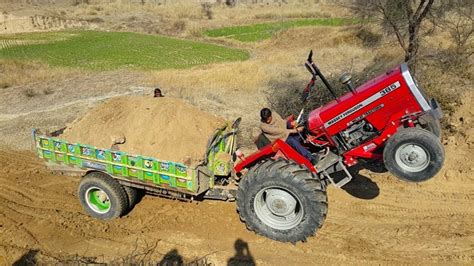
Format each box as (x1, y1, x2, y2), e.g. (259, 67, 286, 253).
(307, 63, 430, 135)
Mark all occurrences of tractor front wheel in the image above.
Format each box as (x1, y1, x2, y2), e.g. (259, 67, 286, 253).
(384, 128, 444, 182)
(236, 159, 327, 243)
(419, 118, 442, 139)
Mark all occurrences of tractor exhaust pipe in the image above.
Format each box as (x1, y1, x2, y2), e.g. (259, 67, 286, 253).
(339, 72, 356, 94)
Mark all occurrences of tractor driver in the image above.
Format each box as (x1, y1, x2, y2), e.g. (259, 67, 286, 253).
(259, 108, 316, 164)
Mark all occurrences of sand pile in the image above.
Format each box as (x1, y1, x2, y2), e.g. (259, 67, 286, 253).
(61, 96, 225, 166)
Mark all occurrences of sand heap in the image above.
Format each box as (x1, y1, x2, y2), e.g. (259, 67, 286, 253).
(61, 96, 225, 166)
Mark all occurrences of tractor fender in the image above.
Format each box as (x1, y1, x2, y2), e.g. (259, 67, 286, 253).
(234, 139, 316, 174)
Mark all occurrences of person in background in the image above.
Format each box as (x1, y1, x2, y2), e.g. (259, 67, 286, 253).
(259, 108, 316, 164)
(154, 88, 164, 97)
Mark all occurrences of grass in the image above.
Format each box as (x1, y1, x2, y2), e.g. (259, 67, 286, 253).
(0, 31, 249, 70)
(204, 18, 358, 42)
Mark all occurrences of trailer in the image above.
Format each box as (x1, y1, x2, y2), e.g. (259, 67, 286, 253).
(32, 118, 241, 220)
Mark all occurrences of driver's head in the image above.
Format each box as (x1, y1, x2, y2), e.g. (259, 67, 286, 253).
(260, 108, 272, 124)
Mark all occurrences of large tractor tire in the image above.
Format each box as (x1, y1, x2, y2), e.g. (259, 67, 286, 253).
(78, 172, 128, 220)
(236, 159, 327, 243)
(383, 128, 444, 182)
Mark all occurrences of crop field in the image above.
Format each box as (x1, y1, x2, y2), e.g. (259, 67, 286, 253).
(0, 31, 249, 70)
(204, 18, 357, 42)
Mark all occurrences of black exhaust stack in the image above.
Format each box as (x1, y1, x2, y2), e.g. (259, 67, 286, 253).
(339, 72, 356, 93)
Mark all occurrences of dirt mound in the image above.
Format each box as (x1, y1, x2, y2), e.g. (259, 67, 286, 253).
(60, 96, 225, 165)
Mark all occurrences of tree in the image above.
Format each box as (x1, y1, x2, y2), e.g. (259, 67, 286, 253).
(431, 0, 473, 51)
(349, 0, 435, 63)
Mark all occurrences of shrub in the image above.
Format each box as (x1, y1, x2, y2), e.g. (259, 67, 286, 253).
(201, 3, 213, 20)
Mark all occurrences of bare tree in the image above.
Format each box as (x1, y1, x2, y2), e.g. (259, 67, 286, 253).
(349, 0, 435, 63)
(432, 0, 473, 51)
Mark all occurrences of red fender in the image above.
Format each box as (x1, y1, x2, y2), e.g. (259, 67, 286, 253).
(234, 139, 316, 174)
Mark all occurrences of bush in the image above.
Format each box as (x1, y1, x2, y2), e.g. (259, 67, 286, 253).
(356, 27, 382, 47)
(266, 73, 347, 117)
(0, 81, 10, 89)
(201, 3, 213, 20)
(24, 88, 37, 97)
(172, 21, 187, 33)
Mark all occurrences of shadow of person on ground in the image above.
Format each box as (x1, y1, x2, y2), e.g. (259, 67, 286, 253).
(159, 249, 183, 266)
(13, 249, 39, 266)
(331, 164, 380, 200)
(227, 239, 255, 266)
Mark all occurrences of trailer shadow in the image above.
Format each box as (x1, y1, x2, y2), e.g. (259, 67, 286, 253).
(333, 164, 380, 200)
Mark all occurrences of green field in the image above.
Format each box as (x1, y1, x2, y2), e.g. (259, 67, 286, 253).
(204, 18, 358, 42)
(0, 31, 249, 70)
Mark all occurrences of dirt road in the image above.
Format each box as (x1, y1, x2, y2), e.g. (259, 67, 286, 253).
(1, 93, 473, 264)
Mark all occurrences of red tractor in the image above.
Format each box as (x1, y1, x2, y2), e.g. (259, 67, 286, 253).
(234, 51, 444, 243)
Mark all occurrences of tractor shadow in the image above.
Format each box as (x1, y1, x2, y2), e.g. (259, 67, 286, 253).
(332, 163, 381, 200)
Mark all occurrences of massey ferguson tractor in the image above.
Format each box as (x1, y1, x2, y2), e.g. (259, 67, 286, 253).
(233, 51, 444, 242)
(33, 50, 444, 244)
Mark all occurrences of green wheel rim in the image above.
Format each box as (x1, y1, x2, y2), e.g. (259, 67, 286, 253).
(85, 186, 111, 214)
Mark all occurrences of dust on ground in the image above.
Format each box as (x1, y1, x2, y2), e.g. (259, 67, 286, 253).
(61, 96, 225, 165)
(1, 94, 473, 265)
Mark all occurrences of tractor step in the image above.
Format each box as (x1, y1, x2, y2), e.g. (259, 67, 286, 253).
(315, 151, 353, 188)
(314, 151, 340, 171)
(322, 160, 353, 188)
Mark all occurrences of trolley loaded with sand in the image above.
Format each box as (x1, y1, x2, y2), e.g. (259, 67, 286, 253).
(60, 96, 226, 166)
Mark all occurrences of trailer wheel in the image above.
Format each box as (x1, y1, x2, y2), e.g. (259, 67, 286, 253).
(236, 159, 327, 243)
(384, 128, 444, 182)
(123, 185, 141, 210)
(78, 172, 128, 220)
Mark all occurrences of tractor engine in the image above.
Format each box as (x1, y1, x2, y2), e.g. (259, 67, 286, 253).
(337, 119, 377, 150)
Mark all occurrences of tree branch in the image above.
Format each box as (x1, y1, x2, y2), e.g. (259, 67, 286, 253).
(379, 2, 407, 52)
(415, 0, 435, 25)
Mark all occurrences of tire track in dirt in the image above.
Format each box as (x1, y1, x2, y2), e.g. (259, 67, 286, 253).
(0, 177, 77, 203)
(0, 211, 40, 246)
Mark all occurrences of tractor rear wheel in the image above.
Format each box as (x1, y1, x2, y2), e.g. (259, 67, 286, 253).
(236, 159, 327, 243)
(384, 128, 444, 182)
(78, 172, 128, 220)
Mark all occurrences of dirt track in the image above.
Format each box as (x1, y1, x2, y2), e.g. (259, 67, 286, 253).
(1, 93, 473, 264)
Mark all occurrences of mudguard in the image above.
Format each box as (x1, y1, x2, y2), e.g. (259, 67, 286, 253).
(234, 139, 316, 173)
